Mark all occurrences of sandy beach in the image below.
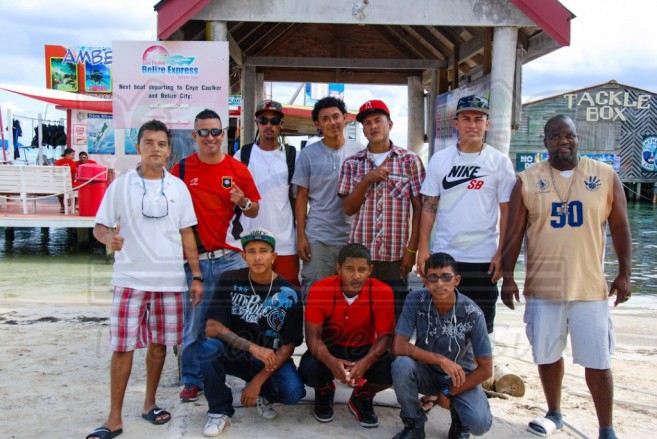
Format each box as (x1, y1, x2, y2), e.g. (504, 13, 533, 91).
(1, 292, 656, 439)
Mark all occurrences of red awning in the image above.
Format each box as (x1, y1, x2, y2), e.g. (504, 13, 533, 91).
(510, 0, 573, 47)
(156, 0, 573, 47)
(156, 0, 211, 41)
(0, 84, 113, 113)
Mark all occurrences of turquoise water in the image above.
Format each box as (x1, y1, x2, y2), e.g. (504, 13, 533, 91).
(0, 203, 655, 299)
(624, 202, 657, 295)
(500, 202, 656, 297)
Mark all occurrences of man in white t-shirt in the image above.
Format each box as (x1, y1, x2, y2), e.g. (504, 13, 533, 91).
(86, 120, 203, 439)
(234, 100, 300, 286)
(418, 95, 515, 340)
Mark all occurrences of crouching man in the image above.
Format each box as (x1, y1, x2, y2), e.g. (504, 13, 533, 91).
(391, 253, 492, 439)
(201, 228, 305, 437)
(299, 243, 395, 428)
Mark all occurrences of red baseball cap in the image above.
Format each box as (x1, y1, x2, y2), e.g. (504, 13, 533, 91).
(356, 100, 390, 123)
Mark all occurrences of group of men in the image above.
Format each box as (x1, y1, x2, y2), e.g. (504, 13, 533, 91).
(85, 94, 632, 439)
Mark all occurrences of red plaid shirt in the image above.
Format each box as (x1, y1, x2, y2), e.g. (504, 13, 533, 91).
(338, 144, 425, 261)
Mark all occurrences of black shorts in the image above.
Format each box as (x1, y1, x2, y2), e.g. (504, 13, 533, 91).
(299, 343, 393, 387)
(456, 261, 498, 334)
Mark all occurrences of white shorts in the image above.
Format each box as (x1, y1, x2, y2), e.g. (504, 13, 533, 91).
(523, 298, 615, 369)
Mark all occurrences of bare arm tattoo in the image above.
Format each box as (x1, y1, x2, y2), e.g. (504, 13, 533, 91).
(422, 195, 438, 213)
(218, 330, 253, 352)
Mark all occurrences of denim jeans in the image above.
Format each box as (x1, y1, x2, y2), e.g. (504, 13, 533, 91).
(202, 340, 306, 416)
(181, 251, 247, 388)
(391, 356, 492, 435)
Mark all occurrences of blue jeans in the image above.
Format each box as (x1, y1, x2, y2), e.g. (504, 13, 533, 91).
(181, 251, 247, 388)
(391, 356, 492, 435)
(202, 340, 306, 416)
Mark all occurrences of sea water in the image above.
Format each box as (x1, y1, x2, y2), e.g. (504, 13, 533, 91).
(0, 203, 655, 302)
(2, 145, 655, 301)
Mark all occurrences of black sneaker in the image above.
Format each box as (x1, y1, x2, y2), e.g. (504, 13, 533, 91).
(392, 426, 426, 439)
(348, 387, 378, 428)
(448, 408, 471, 439)
(313, 382, 335, 423)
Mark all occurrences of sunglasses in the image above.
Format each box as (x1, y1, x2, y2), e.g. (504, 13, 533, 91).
(196, 128, 223, 137)
(256, 116, 282, 126)
(139, 171, 169, 219)
(142, 192, 169, 219)
(425, 273, 456, 284)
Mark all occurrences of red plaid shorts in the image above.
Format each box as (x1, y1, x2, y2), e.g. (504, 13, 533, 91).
(110, 287, 183, 352)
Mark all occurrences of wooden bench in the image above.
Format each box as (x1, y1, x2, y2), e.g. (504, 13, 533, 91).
(0, 165, 78, 214)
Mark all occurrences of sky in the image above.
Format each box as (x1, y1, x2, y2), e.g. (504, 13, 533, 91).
(1, 0, 656, 146)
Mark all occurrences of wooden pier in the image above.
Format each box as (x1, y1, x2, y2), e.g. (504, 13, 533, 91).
(0, 198, 96, 246)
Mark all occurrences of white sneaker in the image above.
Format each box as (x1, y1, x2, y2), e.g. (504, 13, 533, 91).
(256, 396, 277, 420)
(203, 413, 230, 436)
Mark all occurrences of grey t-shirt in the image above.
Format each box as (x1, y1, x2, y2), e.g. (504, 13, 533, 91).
(395, 289, 492, 373)
(292, 139, 364, 245)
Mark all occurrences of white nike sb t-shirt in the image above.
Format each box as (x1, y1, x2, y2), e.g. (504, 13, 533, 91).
(420, 144, 516, 262)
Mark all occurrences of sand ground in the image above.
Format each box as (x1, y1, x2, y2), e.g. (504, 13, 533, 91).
(0, 294, 656, 439)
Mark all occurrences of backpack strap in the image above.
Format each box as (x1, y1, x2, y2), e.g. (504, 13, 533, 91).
(239, 142, 294, 183)
(178, 157, 186, 181)
(176, 157, 206, 252)
(283, 143, 296, 184)
(239, 143, 254, 166)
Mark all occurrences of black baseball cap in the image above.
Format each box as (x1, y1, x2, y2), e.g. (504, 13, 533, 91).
(455, 95, 489, 116)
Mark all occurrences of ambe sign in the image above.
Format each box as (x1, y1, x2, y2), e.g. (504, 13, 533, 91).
(563, 91, 651, 121)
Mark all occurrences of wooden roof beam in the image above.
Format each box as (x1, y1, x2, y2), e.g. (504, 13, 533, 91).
(382, 25, 436, 60)
(257, 23, 302, 56)
(242, 23, 292, 55)
(401, 26, 444, 59)
(408, 26, 451, 59)
(372, 26, 418, 59)
(261, 69, 417, 85)
(427, 27, 456, 52)
(435, 26, 464, 47)
(246, 56, 445, 70)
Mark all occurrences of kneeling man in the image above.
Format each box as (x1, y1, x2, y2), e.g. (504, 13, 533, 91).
(201, 228, 305, 437)
(391, 253, 492, 439)
(299, 243, 395, 428)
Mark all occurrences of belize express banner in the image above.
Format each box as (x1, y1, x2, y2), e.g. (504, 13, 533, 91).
(112, 41, 228, 130)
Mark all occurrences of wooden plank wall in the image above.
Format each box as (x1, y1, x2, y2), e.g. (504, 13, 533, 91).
(510, 83, 657, 183)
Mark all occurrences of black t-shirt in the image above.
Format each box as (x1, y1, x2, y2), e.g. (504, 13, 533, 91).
(206, 268, 303, 350)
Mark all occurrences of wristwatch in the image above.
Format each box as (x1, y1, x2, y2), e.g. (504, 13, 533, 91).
(239, 198, 253, 211)
(192, 275, 204, 283)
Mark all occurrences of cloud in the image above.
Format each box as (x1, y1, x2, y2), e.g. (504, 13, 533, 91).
(523, 0, 657, 98)
(5, 0, 653, 153)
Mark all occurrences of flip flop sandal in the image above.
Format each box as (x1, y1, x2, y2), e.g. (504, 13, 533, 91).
(142, 407, 171, 425)
(528, 416, 563, 437)
(85, 426, 123, 439)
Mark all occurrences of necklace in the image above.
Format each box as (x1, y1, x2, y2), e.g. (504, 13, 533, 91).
(248, 271, 275, 304)
(548, 164, 578, 216)
(456, 141, 484, 156)
(257, 144, 280, 174)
